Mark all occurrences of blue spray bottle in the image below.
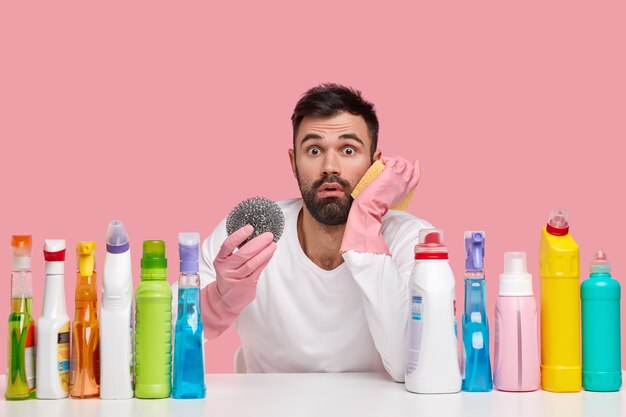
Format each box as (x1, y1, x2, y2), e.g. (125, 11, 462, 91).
(172, 233, 206, 399)
(461, 231, 493, 392)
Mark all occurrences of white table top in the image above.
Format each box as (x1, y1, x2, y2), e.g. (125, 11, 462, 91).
(1, 372, 625, 417)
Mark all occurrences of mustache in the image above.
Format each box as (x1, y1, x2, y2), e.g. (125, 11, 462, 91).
(311, 175, 352, 193)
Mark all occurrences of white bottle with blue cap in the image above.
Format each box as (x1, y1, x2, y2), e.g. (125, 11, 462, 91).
(100, 220, 134, 399)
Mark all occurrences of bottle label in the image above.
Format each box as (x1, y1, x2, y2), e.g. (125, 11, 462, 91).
(24, 322, 36, 391)
(58, 323, 70, 392)
(406, 294, 424, 376)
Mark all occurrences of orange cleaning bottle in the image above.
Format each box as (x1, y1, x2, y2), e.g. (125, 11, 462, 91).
(70, 242, 100, 398)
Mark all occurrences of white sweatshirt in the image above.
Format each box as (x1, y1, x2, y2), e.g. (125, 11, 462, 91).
(176, 198, 432, 382)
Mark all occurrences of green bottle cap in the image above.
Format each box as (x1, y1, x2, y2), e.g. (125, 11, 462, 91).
(141, 240, 167, 270)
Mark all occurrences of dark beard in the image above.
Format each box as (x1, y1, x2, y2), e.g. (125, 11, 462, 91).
(297, 172, 353, 226)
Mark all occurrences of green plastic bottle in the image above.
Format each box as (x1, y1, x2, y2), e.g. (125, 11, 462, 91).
(581, 250, 622, 391)
(134, 240, 172, 398)
(6, 235, 37, 400)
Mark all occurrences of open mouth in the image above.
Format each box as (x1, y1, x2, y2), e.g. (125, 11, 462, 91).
(318, 183, 345, 197)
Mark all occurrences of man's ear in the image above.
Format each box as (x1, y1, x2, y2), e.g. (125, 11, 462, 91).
(288, 148, 296, 177)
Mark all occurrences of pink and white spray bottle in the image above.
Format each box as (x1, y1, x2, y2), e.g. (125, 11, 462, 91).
(493, 252, 540, 391)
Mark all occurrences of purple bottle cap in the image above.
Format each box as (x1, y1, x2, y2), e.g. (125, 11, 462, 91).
(464, 231, 485, 271)
(179, 232, 200, 273)
(106, 220, 130, 254)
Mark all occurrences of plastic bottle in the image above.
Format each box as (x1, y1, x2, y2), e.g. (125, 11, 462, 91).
(493, 252, 540, 391)
(6, 235, 37, 400)
(581, 251, 622, 391)
(173, 233, 206, 399)
(461, 231, 493, 392)
(36, 239, 70, 399)
(135, 240, 172, 399)
(100, 221, 134, 399)
(70, 241, 100, 398)
(539, 209, 581, 392)
(405, 229, 461, 394)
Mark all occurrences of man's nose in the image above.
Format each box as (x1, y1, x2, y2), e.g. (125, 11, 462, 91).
(322, 151, 341, 176)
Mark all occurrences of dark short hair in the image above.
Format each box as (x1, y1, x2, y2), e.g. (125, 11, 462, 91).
(291, 83, 379, 157)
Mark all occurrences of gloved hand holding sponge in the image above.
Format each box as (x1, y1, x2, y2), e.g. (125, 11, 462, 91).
(341, 156, 421, 255)
(201, 225, 276, 338)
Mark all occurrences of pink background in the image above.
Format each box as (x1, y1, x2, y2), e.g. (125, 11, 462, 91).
(1, 2, 625, 374)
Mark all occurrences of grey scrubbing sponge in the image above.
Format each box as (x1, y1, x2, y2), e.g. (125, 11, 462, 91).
(226, 196, 285, 245)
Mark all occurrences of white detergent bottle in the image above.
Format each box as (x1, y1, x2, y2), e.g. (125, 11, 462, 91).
(100, 220, 134, 399)
(37, 239, 71, 399)
(405, 228, 461, 394)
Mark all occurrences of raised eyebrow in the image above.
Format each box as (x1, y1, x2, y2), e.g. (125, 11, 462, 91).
(299, 132, 364, 147)
(338, 133, 364, 146)
(300, 133, 323, 145)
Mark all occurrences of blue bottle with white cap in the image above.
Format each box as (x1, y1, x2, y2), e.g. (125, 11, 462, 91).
(461, 231, 493, 392)
(172, 233, 206, 399)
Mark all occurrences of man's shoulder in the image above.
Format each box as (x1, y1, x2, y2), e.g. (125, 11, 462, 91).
(381, 210, 434, 240)
(382, 209, 433, 228)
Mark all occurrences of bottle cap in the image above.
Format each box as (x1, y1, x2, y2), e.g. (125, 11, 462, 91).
(77, 241, 96, 277)
(499, 251, 533, 296)
(141, 240, 167, 269)
(44, 239, 66, 275)
(590, 250, 611, 274)
(11, 235, 32, 270)
(179, 232, 200, 273)
(106, 220, 130, 254)
(415, 229, 448, 260)
(546, 209, 570, 236)
(464, 231, 485, 271)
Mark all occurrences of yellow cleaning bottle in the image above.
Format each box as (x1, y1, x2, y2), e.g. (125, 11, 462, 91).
(539, 209, 581, 392)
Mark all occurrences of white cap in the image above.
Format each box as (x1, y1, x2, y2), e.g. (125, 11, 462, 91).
(499, 252, 533, 296)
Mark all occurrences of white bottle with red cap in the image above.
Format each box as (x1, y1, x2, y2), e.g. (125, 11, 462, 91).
(405, 228, 461, 394)
(36, 239, 71, 399)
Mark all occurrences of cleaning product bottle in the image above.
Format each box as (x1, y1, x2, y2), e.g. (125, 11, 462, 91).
(493, 252, 540, 392)
(539, 209, 581, 392)
(70, 241, 100, 398)
(6, 235, 36, 400)
(461, 231, 493, 392)
(100, 221, 134, 399)
(135, 240, 172, 398)
(405, 229, 461, 394)
(36, 239, 70, 399)
(581, 251, 622, 391)
(173, 232, 206, 399)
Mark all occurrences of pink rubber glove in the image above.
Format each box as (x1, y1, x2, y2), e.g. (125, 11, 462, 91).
(201, 224, 277, 339)
(340, 156, 421, 255)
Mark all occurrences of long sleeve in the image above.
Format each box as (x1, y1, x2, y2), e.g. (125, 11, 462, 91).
(342, 214, 432, 382)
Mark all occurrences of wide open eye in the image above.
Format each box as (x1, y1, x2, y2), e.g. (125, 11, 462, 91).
(307, 147, 321, 156)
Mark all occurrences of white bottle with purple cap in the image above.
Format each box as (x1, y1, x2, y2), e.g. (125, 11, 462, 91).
(100, 220, 134, 399)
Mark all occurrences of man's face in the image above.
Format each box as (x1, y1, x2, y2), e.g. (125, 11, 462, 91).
(289, 111, 381, 226)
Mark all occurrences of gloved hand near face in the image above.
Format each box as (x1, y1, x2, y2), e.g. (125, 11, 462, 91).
(340, 156, 421, 255)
